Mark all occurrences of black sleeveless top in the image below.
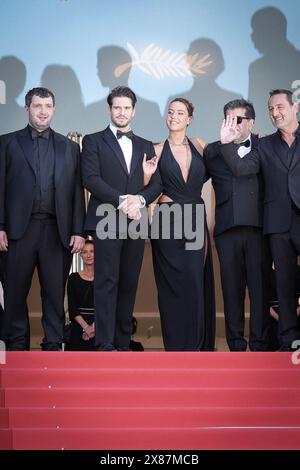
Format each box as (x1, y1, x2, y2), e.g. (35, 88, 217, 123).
(158, 139, 207, 204)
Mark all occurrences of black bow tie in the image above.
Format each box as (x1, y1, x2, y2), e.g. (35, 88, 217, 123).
(31, 127, 50, 140)
(117, 130, 133, 140)
(238, 139, 250, 148)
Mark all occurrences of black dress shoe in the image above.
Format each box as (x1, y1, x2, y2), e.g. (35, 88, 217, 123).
(6, 340, 28, 350)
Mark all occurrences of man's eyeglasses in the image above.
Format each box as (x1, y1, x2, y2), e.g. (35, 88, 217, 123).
(236, 116, 250, 124)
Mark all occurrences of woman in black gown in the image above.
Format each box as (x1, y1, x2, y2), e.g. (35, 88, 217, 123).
(65, 239, 96, 351)
(144, 98, 215, 351)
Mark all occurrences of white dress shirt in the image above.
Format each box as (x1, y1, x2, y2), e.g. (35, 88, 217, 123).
(237, 134, 251, 158)
(110, 124, 133, 173)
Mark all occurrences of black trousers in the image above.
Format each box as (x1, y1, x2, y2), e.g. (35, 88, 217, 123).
(215, 226, 271, 351)
(269, 209, 300, 347)
(2, 218, 72, 350)
(93, 235, 145, 350)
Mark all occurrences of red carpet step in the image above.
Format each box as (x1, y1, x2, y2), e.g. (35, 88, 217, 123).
(0, 352, 300, 450)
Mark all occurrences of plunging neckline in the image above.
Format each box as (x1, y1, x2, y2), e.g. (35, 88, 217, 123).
(167, 139, 193, 185)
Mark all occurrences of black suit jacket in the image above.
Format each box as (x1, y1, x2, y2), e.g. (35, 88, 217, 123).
(204, 135, 264, 236)
(0, 126, 85, 248)
(82, 126, 162, 231)
(220, 128, 300, 235)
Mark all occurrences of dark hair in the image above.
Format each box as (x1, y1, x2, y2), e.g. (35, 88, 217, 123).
(269, 89, 294, 105)
(169, 97, 194, 117)
(107, 86, 137, 108)
(85, 239, 94, 247)
(25, 87, 55, 107)
(223, 99, 255, 120)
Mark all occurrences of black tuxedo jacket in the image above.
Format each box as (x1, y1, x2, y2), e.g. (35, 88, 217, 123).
(220, 129, 300, 235)
(204, 134, 264, 236)
(0, 126, 85, 248)
(82, 126, 162, 231)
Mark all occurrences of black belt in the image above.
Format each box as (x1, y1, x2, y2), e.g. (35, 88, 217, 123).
(31, 213, 56, 220)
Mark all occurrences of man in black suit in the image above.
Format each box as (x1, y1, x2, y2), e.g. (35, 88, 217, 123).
(0, 87, 85, 351)
(220, 89, 300, 350)
(204, 99, 270, 351)
(82, 86, 162, 351)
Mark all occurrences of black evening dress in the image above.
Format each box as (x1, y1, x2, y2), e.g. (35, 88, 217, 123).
(151, 139, 215, 351)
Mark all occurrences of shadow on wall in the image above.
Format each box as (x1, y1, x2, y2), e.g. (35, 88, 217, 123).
(2, 9, 300, 141)
(248, 7, 300, 135)
(167, 38, 242, 143)
(41, 64, 86, 136)
(0, 56, 27, 134)
(85, 45, 164, 141)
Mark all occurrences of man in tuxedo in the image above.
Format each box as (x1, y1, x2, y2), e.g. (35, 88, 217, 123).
(220, 89, 300, 350)
(204, 99, 270, 351)
(82, 86, 162, 351)
(0, 87, 85, 351)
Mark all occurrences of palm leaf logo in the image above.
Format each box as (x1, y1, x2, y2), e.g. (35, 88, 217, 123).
(115, 42, 212, 80)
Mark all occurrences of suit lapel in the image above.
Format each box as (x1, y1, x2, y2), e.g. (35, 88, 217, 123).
(103, 127, 129, 175)
(16, 127, 35, 174)
(53, 131, 67, 187)
(271, 133, 290, 170)
(129, 136, 142, 177)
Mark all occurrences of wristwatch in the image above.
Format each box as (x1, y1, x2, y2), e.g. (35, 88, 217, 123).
(138, 195, 146, 208)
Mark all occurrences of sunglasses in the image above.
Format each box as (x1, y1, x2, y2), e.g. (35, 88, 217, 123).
(236, 116, 250, 124)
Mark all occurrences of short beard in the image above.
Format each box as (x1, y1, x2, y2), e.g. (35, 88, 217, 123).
(111, 118, 129, 129)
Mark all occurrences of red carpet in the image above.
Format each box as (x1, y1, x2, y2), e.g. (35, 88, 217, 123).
(0, 352, 300, 449)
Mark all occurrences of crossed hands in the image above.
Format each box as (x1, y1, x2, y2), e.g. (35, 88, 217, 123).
(82, 323, 95, 341)
(118, 195, 142, 220)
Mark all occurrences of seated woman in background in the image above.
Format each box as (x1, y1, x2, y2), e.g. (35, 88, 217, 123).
(65, 240, 144, 351)
(65, 239, 95, 351)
